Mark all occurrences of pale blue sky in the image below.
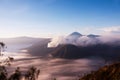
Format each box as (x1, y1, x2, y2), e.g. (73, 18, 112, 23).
(0, 0, 120, 38)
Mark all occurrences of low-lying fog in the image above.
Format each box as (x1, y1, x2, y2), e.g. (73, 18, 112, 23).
(1, 34, 116, 80)
(3, 51, 105, 80)
(6, 44, 32, 52)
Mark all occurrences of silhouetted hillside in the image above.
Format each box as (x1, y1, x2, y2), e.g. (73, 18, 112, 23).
(51, 44, 83, 59)
(80, 62, 120, 80)
(26, 39, 55, 56)
(51, 44, 120, 60)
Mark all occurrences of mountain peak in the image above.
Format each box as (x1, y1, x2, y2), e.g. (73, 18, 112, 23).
(87, 34, 100, 38)
(69, 32, 82, 36)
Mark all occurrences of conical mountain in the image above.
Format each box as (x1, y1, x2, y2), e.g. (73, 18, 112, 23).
(69, 32, 82, 37)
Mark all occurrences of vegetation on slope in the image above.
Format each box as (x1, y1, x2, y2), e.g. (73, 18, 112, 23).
(0, 66, 40, 80)
(80, 62, 120, 80)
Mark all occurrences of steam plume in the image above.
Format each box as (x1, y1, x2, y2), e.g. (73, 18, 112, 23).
(48, 32, 120, 47)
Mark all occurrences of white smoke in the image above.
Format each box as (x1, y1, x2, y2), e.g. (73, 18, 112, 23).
(47, 36, 65, 47)
(48, 33, 120, 47)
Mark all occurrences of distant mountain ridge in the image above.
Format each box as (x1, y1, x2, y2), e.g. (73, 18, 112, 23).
(0, 32, 120, 61)
(0, 36, 50, 52)
(23, 32, 120, 61)
(87, 34, 100, 38)
(68, 32, 100, 38)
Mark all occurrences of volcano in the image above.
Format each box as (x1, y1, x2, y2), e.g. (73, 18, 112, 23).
(51, 44, 120, 60)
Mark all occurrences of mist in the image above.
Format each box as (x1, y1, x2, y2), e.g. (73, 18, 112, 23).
(48, 32, 120, 47)
(8, 56, 104, 80)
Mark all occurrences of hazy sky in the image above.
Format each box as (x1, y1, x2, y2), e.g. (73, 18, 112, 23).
(0, 0, 120, 38)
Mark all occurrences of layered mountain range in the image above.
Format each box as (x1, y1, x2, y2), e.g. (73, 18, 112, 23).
(0, 32, 120, 61)
(26, 32, 120, 61)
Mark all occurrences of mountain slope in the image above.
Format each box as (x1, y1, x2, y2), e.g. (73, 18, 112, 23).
(69, 32, 82, 37)
(51, 44, 120, 60)
(87, 34, 100, 38)
(51, 44, 82, 59)
(80, 62, 120, 80)
(26, 39, 55, 56)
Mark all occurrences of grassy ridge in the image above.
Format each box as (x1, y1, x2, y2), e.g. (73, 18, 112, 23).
(80, 62, 120, 80)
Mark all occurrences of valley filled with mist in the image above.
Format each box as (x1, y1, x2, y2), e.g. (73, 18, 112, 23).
(1, 32, 120, 80)
(1, 0, 120, 80)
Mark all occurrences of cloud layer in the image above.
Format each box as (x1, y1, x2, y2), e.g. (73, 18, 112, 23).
(101, 26, 120, 34)
(48, 32, 120, 47)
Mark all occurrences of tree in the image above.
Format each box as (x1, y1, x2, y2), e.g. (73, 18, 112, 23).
(0, 42, 12, 66)
(0, 42, 40, 80)
(0, 42, 5, 56)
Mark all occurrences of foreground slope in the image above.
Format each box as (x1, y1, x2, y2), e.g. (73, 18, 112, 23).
(80, 62, 120, 80)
